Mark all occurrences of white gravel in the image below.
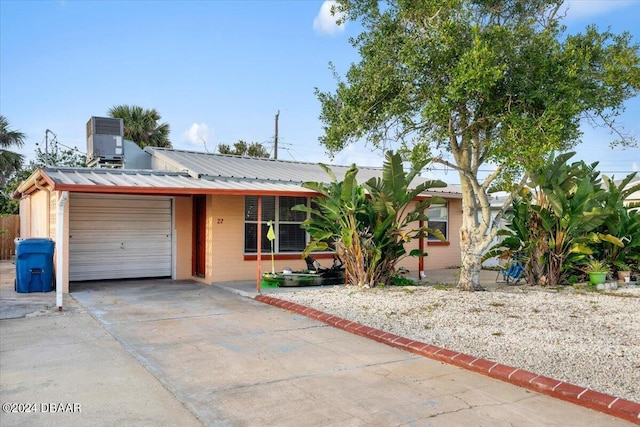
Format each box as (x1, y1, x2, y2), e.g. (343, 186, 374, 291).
(275, 284, 640, 403)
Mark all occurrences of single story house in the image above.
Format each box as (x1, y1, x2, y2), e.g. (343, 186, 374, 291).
(14, 145, 463, 295)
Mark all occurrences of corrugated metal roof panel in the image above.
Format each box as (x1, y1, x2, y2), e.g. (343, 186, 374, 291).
(40, 150, 462, 198)
(145, 148, 462, 196)
(42, 167, 317, 194)
(147, 147, 379, 182)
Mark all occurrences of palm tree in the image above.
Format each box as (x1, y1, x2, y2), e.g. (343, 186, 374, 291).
(107, 105, 172, 149)
(0, 115, 26, 186)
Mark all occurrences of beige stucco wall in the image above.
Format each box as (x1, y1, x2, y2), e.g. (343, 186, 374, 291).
(209, 195, 246, 281)
(48, 191, 57, 237)
(18, 190, 70, 291)
(19, 197, 31, 237)
(202, 195, 464, 283)
(20, 190, 50, 238)
(392, 198, 462, 277)
(21, 188, 465, 288)
(206, 194, 298, 283)
(422, 198, 462, 271)
(18, 190, 58, 239)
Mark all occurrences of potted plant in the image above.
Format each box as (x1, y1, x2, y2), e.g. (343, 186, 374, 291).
(613, 261, 632, 282)
(585, 259, 609, 285)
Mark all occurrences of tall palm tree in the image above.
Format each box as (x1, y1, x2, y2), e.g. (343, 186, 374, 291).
(107, 105, 172, 149)
(0, 115, 26, 186)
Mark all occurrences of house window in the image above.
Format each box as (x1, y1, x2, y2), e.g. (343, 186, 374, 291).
(244, 196, 308, 253)
(428, 203, 448, 241)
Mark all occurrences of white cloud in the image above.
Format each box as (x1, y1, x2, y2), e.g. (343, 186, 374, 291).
(182, 123, 212, 147)
(561, 0, 636, 20)
(313, 0, 346, 35)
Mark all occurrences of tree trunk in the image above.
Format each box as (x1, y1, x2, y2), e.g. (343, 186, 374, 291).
(548, 252, 563, 288)
(528, 209, 548, 286)
(458, 229, 484, 291)
(456, 172, 491, 291)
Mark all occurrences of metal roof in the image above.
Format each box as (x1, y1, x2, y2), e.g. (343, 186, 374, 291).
(16, 149, 462, 198)
(36, 167, 316, 196)
(146, 148, 462, 197)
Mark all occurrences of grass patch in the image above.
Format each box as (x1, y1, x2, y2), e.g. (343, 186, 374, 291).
(423, 303, 441, 313)
(600, 291, 639, 298)
(431, 283, 455, 290)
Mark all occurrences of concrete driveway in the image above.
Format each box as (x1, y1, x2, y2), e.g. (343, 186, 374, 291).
(1, 266, 632, 426)
(69, 281, 638, 424)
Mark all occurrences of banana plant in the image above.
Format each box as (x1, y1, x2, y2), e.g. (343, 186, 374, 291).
(294, 150, 446, 287)
(529, 153, 619, 286)
(488, 152, 625, 286)
(595, 173, 640, 272)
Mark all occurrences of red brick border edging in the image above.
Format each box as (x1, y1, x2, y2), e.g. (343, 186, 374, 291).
(255, 294, 640, 424)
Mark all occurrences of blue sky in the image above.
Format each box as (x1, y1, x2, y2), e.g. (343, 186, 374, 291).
(1, 0, 638, 184)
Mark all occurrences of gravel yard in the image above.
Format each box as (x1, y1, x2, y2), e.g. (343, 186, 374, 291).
(276, 283, 640, 404)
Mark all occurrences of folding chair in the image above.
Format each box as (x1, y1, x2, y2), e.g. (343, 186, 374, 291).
(496, 260, 525, 284)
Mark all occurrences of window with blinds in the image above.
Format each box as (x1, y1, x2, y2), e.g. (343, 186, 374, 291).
(244, 196, 309, 253)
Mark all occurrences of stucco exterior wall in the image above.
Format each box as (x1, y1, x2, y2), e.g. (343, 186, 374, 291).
(203, 195, 464, 283)
(48, 191, 57, 238)
(20, 185, 464, 287)
(208, 195, 265, 282)
(19, 197, 31, 238)
(19, 191, 50, 238)
(422, 198, 462, 271)
(392, 198, 463, 278)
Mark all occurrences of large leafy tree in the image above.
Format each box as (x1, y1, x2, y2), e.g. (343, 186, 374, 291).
(316, 0, 640, 290)
(108, 105, 172, 149)
(0, 115, 26, 187)
(218, 140, 270, 158)
(295, 151, 445, 287)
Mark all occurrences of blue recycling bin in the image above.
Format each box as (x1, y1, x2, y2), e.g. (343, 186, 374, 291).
(14, 238, 55, 293)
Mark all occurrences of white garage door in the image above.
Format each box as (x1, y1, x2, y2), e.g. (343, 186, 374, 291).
(69, 194, 173, 281)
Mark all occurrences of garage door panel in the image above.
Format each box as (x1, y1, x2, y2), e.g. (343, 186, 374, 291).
(69, 194, 173, 281)
(70, 222, 171, 233)
(69, 241, 172, 253)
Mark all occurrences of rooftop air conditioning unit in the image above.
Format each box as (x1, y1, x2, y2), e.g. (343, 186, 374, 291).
(87, 116, 124, 161)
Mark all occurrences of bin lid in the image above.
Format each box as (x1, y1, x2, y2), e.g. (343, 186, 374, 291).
(14, 238, 56, 255)
(15, 238, 55, 244)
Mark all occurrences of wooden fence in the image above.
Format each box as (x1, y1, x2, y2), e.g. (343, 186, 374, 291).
(0, 215, 19, 260)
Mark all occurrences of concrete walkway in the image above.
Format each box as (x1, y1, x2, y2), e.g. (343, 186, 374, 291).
(0, 262, 634, 426)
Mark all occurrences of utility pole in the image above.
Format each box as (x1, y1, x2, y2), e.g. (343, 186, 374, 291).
(274, 110, 279, 159)
(45, 129, 56, 166)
